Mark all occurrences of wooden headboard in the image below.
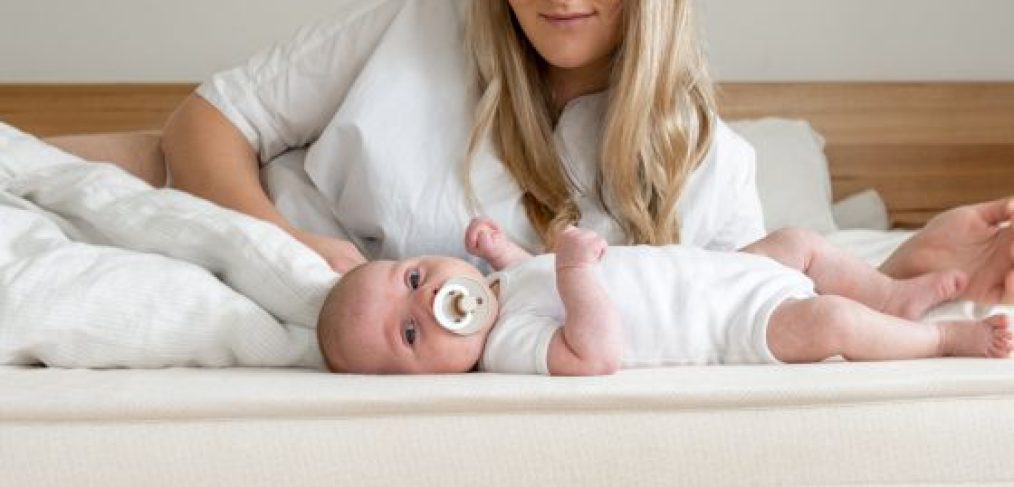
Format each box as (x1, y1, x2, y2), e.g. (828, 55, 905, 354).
(1, 82, 1012, 227)
(719, 83, 1014, 228)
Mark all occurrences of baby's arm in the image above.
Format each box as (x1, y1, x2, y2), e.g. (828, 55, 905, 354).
(547, 226, 623, 376)
(465, 217, 534, 271)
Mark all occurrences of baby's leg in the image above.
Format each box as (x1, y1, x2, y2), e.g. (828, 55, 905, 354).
(743, 228, 966, 320)
(464, 217, 533, 271)
(767, 296, 1012, 363)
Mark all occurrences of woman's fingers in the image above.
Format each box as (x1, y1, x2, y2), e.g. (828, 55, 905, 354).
(294, 230, 366, 274)
(329, 254, 365, 275)
(972, 197, 1014, 226)
(327, 243, 367, 274)
(1004, 269, 1014, 305)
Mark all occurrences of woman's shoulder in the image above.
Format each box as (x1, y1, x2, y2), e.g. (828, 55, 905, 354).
(711, 118, 756, 169)
(292, 0, 409, 43)
(281, 0, 466, 53)
(195, 0, 469, 160)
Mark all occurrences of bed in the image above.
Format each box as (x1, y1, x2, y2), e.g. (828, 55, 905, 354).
(2, 83, 1013, 486)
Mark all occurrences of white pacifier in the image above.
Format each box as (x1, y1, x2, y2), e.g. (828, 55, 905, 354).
(432, 277, 495, 336)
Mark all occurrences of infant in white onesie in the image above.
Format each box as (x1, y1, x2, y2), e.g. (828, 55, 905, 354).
(317, 218, 1012, 376)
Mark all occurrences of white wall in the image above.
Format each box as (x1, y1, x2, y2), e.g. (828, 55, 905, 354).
(699, 0, 1014, 81)
(0, 0, 343, 82)
(2, 0, 1012, 82)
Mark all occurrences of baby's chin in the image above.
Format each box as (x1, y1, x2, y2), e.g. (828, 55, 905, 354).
(329, 349, 482, 375)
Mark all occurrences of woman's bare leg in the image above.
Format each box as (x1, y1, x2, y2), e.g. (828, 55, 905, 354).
(743, 228, 967, 320)
(767, 296, 1012, 363)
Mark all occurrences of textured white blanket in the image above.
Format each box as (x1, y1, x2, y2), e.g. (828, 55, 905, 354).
(0, 123, 338, 368)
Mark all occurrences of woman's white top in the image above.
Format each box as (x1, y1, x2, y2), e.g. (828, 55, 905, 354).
(197, 0, 764, 265)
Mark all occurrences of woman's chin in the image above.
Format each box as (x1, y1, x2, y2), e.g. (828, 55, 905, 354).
(541, 52, 601, 71)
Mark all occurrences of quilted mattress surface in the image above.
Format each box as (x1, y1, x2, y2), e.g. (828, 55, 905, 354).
(4, 360, 1014, 486)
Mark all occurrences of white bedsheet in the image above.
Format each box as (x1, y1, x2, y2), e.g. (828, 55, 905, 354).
(0, 123, 338, 368)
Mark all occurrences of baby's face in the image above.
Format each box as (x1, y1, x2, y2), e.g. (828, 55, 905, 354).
(321, 256, 498, 374)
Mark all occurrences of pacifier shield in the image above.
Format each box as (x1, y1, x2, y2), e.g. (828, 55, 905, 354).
(432, 277, 494, 336)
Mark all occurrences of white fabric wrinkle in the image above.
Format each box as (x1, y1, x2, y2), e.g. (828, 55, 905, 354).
(0, 123, 333, 369)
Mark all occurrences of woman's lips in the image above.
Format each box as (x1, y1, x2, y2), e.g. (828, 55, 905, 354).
(540, 12, 596, 27)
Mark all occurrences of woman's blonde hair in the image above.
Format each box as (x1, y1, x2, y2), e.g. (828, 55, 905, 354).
(465, 0, 717, 247)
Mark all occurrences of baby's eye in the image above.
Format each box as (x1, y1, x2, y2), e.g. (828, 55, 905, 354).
(403, 320, 418, 346)
(407, 269, 422, 290)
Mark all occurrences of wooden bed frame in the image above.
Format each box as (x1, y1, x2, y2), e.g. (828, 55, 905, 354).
(1, 83, 1012, 228)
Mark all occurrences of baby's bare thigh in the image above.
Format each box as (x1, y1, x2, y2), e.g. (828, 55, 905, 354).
(742, 228, 824, 271)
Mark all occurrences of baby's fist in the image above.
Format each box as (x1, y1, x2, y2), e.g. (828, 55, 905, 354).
(556, 225, 607, 269)
(465, 217, 504, 258)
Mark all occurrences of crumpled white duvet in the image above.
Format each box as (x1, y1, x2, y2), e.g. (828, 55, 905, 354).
(0, 123, 338, 368)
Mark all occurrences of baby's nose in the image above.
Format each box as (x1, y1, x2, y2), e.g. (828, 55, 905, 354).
(413, 284, 439, 316)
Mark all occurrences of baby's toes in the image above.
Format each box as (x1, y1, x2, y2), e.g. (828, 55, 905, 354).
(993, 333, 1013, 358)
(985, 315, 1012, 357)
(1001, 323, 1014, 355)
(989, 314, 1010, 328)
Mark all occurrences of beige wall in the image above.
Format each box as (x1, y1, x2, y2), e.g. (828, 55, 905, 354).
(1, 0, 1012, 82)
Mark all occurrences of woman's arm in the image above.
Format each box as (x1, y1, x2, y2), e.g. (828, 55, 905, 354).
(162, 95, 285, 228)
(44, 131, 166, 187)
(161, 95, 365, 273)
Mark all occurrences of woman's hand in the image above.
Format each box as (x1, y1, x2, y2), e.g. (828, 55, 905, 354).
(880, 197, 1014, 304)
(294, 230, 367, 274)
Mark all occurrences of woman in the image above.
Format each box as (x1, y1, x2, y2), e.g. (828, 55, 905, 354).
(162, 0, 1014, 304)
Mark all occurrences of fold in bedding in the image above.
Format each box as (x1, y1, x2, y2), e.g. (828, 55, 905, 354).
(0, 123, 337, 368)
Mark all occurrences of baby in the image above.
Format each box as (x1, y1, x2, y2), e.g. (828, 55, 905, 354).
(317, 218, 1012, 375)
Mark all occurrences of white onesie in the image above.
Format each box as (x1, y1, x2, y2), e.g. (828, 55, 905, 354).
(480, 246, 816, 375)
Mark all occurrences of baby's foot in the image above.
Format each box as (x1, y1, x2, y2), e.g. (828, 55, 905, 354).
(464, 217, 530, 270)
(937, 314, 1012, 358)
(883, 270, 967, 320)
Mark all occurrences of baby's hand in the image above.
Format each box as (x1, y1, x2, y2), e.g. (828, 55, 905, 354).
(555, 226, 606, 270)
(465, 217, 506, 259)
(465, 217, 533, 271)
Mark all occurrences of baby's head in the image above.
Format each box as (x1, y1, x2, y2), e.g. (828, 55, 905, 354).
(317, 256, 498, 374)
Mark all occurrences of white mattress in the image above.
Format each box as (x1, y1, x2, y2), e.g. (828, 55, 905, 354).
(4, 361, 1014, 485)
(4, 230, 1014, 486)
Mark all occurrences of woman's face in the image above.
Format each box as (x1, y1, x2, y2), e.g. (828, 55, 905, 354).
(508, 0, 624, 70)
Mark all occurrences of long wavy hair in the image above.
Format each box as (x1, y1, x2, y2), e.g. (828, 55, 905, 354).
(465, 0, 717, 247)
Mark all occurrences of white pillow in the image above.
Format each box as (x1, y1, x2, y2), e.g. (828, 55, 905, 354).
(728, 118, 838, 234)
(832, 188, 891, 231)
